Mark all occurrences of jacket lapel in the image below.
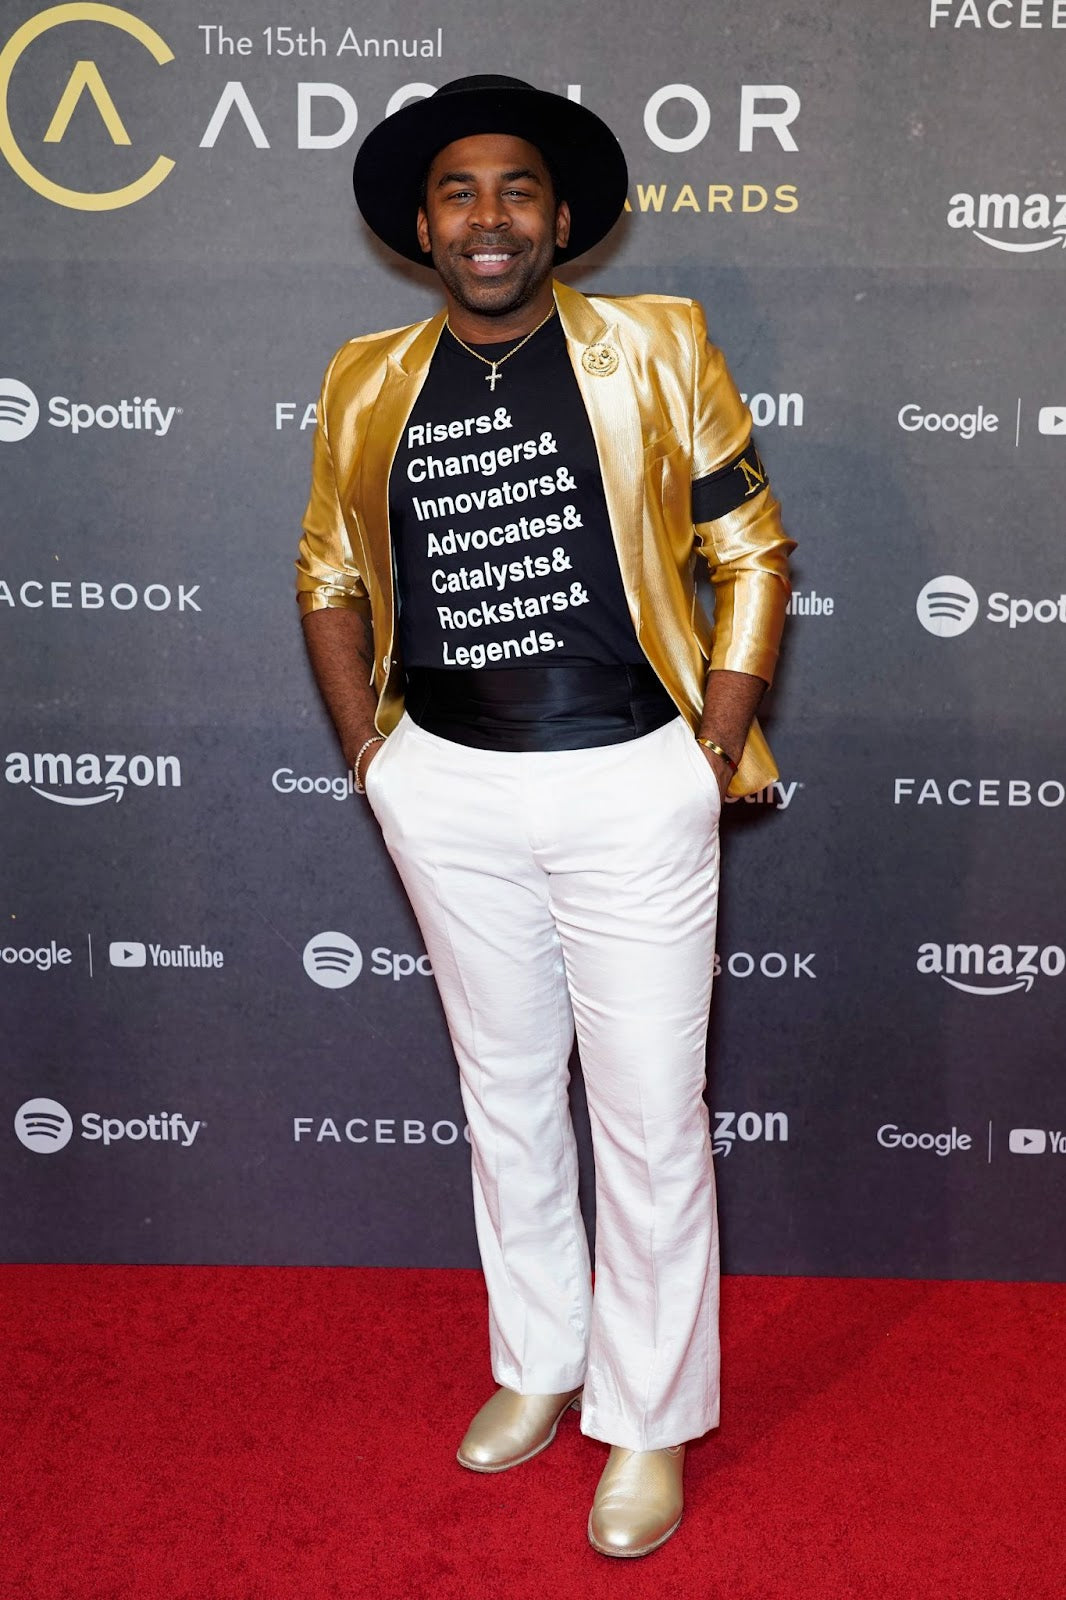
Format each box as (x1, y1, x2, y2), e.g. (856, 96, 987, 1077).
(356, 309, 447, 633)
(554, 280, 644, 630)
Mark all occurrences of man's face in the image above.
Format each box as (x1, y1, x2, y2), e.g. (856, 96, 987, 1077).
(416, 133, 570, 320)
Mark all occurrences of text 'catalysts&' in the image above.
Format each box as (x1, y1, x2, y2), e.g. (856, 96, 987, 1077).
(431, 550, 571, 595)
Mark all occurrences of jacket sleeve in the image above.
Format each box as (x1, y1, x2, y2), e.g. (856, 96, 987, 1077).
(295, 350, 373, 618)
(689, 301, 794, 685)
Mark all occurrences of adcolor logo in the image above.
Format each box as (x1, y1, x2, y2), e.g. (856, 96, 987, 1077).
(916, 576, 979, 636)
(0, 379, 39, 441)
(303, 931, 362, 989)
(0, 4, 175, 212)
(14, 1096, 73, 1152)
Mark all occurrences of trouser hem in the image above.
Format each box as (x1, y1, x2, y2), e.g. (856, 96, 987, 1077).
(492, 1363, 588, 1395)
(579, 1409, 720, 1451)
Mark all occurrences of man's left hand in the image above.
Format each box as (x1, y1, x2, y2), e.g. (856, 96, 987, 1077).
(698, 744, 733, 799)
(699, 667, 770, 800)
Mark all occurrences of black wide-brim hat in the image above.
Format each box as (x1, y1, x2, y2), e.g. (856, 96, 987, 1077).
(352, 74, 628, 266)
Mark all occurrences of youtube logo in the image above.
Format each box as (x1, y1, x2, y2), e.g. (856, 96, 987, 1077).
(1037, 406, 1066, 436)
(109, 941, 146, 968)
(1008, 1127, 1047, 1155)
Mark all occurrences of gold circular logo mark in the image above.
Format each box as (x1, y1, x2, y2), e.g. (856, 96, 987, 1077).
(0, 3, 175, 212)
(581, 343, 618, 377)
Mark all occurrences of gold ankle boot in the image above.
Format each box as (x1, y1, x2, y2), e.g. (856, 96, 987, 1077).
(587, 1444, 686, 1557)
(456, 1386, 582, 1473)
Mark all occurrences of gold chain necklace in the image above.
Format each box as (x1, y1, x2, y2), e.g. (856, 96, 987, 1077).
(445, 305, 556, 392)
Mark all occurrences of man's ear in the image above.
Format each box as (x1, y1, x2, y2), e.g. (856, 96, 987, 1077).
(416, 207, 431, 256)
(555, 200, 571, 251)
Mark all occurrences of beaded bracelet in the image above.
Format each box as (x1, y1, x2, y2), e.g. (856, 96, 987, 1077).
(352, 734, 385, 794)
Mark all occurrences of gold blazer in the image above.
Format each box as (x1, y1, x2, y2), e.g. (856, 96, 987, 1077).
(297, 280, 793, 797)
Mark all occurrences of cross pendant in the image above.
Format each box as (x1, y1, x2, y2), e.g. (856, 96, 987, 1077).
(485, 365, 501, 392)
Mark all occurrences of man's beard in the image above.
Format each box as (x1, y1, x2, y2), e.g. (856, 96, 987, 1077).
(427, 231, 556, 321)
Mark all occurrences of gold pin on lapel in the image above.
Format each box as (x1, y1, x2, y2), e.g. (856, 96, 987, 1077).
(581, 343, 618, 376)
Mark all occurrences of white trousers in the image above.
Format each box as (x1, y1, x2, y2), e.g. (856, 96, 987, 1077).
(365, 711, 722, 1451)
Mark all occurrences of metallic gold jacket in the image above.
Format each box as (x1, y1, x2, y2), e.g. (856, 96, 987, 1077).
(297, 280, 793, 796)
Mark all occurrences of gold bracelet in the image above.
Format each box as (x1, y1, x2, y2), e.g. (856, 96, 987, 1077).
(697, 737, 738, 775)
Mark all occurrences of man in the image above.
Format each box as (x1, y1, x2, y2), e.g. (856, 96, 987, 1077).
(297, 75, 793, 1558)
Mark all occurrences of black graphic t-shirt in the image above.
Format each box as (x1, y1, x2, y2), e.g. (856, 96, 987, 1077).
(388, 315, 644, 672)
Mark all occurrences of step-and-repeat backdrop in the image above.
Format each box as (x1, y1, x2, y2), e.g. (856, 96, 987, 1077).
(2, 1, 1063, 1278)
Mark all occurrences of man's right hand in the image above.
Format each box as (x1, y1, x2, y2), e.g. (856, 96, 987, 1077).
(301, 608, 383, 785)
(355, 736, 386, 791)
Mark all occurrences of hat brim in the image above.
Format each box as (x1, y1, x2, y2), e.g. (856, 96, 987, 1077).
(352, 81, 628, 266)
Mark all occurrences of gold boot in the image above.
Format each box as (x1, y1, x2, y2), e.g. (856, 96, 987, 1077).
(587, 1444, 686, 1557)
(456, 1386, 582, 1473)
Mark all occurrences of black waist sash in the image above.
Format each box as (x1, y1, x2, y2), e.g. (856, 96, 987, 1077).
(403, 664, 678, 752)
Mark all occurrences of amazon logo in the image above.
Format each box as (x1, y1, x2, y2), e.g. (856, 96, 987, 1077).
(947, 191, 1066, 254)
(4, 749, 182, 804)
(917, 941, 1064, 996)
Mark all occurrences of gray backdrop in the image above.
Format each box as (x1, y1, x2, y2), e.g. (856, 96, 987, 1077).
(2, 0, 1063, 1278)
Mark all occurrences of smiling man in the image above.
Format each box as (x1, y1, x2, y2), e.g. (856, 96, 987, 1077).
(419, 132, 564, 329)
(296, 75, 793, 1559)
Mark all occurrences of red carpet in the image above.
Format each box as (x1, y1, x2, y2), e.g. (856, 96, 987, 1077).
(1, 1268, 1063, 1599)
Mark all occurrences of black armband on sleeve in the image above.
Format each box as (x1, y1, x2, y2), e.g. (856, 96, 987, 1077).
(691, 442, 768, 523)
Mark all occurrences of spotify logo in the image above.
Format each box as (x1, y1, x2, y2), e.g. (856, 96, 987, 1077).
(302, 931, 362, 989)
(916, 576, 979, 638)
(14, 1097, 73, 1152)
(0, 379, 39, 442)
